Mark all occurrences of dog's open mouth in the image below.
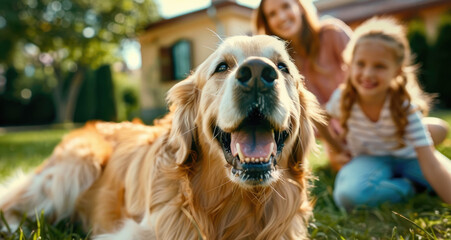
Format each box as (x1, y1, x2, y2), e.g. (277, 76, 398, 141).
(214, 109, 289, 186)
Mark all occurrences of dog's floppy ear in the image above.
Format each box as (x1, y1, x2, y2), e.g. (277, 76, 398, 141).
(166, 74, 199, 165)
(290, 85, 323, 173)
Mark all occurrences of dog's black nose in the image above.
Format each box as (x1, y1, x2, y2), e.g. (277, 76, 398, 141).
(236, 58, 277, 92)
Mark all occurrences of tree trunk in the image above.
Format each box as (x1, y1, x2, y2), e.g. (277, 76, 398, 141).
(65, 67, 85, 121)
(53, 65, 65, 123)
(53, 65, 85, 123)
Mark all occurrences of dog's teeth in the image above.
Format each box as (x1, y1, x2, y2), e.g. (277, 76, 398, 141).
(245, 157, 250, 163)
(264, 142, 274, 163)
(236, 143, 245, 163)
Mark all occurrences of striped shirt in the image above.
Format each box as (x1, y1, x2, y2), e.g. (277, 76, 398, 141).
(325, 88, 433, 158)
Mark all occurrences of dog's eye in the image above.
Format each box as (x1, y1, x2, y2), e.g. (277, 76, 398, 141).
(215, 62, 229, 73)
(277, 62, 289, 73)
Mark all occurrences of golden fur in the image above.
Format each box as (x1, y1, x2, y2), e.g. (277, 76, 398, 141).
(0, 35, 322, 239)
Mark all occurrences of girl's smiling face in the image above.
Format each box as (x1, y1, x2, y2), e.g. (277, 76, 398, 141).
(350, 38, 402, 102)
(262, 0, 303, 41)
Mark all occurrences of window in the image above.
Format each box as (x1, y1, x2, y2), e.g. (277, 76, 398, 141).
(160, 39, 192, 81)
(172, 40, 192, 80)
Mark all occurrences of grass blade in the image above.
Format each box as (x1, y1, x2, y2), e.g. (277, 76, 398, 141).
(391, 226, 397, 240)
(0, 211, 11, 233)
(19, 227, 24, 240)
(392, 211, 435, 239)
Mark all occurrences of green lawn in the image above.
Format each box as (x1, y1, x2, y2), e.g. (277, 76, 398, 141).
(0, 129, 69, 179)
(1, 112, 451, 239)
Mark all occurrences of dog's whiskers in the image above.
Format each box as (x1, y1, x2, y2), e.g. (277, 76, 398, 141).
(203, 46, 217, 52)
(248, 189, 265, 205)
(277, 167, 290, 172)
(269, 184, 286, 201)
(231, 57, 239, 67)
(208, 178, 233, 193)
(182, 126, 198, 137)
(205, 88, 222, 97)
(207, 28, 225, 44)
(210, 122, 220, 143)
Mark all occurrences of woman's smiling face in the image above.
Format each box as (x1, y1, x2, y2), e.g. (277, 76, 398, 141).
(262, 0, 303, 41)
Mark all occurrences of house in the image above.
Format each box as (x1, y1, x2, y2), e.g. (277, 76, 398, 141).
(139, 0, 451, 122)
(316, 0, 451, 40)
(138, 0, 253, 122)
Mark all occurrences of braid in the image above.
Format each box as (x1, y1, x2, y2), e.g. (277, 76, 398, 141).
(339, 82, 357, 141)
(389, 74, 411, 149)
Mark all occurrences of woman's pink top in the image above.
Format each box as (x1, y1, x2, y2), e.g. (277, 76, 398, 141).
(295, 19, 352, 105)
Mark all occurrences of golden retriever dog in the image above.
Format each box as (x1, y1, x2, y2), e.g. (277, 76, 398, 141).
(0, 35, 322, 239)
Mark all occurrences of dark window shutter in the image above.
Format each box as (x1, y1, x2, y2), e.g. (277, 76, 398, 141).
(171, 40, 192, 80)
(159, 46, 173, 81)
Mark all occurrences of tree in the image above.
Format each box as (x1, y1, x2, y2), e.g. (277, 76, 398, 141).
(408, 20, 429, 91)
(429, 14, 451, 107)
(73, 64, 117, 122)
(0, 0, 160, 122)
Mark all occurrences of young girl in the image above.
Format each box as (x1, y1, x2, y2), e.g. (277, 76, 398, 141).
(324, 17, 451, 210)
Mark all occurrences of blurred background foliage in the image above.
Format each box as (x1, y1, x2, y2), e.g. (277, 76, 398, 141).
(408, 12, 451, 109)
(0, 0, 160, 125)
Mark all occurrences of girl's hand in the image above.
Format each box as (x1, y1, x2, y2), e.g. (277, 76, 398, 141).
(335, 150, 352, 165)
(328, 146, 352, 171)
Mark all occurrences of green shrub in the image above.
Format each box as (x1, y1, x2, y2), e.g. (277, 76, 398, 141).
(408, 20, 429, 89)
(73, 69, 96, 123)
(429, 14, 451, 107)
(94, 65, 117, 121)
(73, 65, 117, 122)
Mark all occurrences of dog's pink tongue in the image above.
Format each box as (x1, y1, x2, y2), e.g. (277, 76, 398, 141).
(231, 127, 276, 158)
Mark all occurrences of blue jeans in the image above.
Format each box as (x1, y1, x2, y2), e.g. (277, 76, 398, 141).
(333, 155, 431, 210)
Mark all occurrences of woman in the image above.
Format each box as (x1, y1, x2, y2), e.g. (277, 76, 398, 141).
(253, 0, 352, 170)
(253, 0, 351, 105)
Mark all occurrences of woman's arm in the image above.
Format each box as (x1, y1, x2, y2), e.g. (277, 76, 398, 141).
(415, 145, 451, 204)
